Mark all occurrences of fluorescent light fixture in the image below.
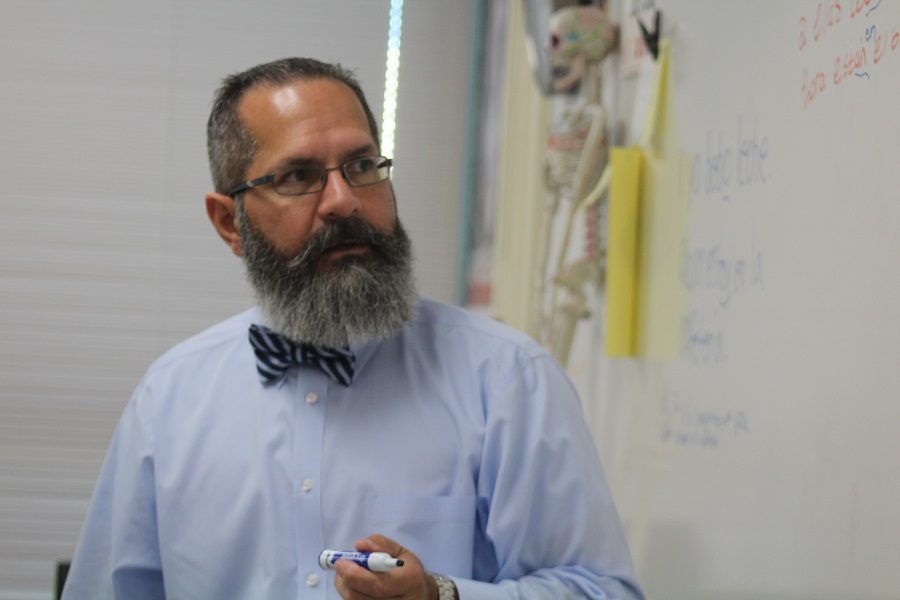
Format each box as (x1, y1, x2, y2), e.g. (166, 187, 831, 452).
(381, 0, 403, 159)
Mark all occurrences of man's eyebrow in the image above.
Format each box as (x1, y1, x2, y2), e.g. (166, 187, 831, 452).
(273, 156, 318, 171)
(343, 144, 379, 159)
(272, 145, 379, 172)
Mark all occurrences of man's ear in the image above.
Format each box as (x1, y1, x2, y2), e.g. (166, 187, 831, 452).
(205, 192, 242, 256)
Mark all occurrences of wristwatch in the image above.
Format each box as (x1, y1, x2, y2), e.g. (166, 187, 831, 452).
(431, 573, 459, 600)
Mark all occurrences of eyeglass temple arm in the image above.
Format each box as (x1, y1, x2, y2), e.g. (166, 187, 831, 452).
(228, 174, 274, 198)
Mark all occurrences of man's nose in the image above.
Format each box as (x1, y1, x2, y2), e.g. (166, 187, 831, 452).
(316, 169, 360, 220)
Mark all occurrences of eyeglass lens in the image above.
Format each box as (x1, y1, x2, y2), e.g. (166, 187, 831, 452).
(272, 156, 390, 195)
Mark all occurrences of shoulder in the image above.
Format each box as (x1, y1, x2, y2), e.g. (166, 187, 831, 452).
(120, 308, 258, 435)
(142, 307, 258, 380)
(408, 300, 585, 429)
(412, 298, 545, 358)
(404, 298, 558, 390)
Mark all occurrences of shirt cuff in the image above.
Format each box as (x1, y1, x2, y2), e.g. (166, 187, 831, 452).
(451, 577, 513, 600)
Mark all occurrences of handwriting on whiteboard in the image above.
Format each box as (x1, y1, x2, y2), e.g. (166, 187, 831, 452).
(680, 310, 726, 365)
(799, 0, 900, 109)
(681, 241, 765, 310)
(678, 238, 765, 367)
(664, 111, 774, 450)
(660, 391, 750, 449)
(680, 116, 769, 369)
(692, 117, 769, 203)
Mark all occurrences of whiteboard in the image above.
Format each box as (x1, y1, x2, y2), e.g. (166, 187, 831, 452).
(593, 2, 900, 599)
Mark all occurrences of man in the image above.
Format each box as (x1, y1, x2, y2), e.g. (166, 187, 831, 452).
(63, 58, 644, 600)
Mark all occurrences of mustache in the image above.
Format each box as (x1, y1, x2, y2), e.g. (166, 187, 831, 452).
(287, 217, 394, 269)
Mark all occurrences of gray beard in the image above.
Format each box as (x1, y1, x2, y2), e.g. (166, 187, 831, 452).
(236, 201, 418, 348)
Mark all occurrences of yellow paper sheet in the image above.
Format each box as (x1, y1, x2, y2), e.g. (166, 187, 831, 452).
(603, 41, 690, 358)
(605, 147, 643, 356)
(634, 41, 690, 358)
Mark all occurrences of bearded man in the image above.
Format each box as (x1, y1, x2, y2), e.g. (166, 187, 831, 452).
(62, 58, 643, 600)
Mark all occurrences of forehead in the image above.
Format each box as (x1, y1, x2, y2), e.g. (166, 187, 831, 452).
(238, 78, 375, 167)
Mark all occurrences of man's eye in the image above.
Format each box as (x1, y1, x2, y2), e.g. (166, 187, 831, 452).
(347, 157, 376, 174)
(280, 167, 315, 183)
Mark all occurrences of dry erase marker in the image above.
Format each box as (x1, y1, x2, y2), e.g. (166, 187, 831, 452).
(318, 550, 404, 572)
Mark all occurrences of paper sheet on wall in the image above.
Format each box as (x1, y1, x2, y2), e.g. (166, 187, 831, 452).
(634, 41, 691, 358)
(605, 147, 643, 356)
(604, 40, 690, 358)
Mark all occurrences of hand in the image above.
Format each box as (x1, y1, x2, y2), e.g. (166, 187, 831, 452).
(333, 533, 437, 600)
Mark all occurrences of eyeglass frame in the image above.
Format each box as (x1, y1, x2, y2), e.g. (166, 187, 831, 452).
(227, 155, 393, 198)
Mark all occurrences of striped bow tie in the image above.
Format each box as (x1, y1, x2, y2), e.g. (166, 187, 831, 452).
(248, 324, 355, 387)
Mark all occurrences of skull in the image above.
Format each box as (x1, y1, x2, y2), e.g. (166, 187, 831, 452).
(547, 7, 617, 93)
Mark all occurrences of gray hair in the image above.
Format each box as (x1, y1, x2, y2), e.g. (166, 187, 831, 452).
(206, 57, 380, 195)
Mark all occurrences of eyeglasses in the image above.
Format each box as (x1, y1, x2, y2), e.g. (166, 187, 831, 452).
(228, 155, 393, 198)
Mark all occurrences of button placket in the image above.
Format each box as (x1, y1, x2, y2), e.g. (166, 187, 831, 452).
(292, 380, 328, 595)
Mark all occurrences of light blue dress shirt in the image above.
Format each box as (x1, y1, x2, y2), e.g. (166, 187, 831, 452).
(63, 299, 643, 599)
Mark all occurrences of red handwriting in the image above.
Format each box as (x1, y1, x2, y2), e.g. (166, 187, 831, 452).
(799, 0, 884, 52)
(800, 2, 844, 50)
(800, 13, 899, 109)
(802, 68, 828, 109)
(849, 0, 880, 19)
(833, 41, 867, 85)
(874, 27, 900, 62)
(831, 23, 899, 86)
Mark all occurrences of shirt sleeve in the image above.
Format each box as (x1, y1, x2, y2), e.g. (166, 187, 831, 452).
(453, 352, 644, 599)
(62, 383, 166, 600)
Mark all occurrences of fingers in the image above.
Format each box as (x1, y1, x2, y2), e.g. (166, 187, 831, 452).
(333, 560, 388, 599)
(354, 533, 404, 556)
(334, 534, 430, 599)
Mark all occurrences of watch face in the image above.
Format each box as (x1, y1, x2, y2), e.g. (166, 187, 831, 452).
(433, 574, 458, 600)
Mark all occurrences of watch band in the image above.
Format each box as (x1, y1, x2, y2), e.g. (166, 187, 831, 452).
(431, 573, 459, 600)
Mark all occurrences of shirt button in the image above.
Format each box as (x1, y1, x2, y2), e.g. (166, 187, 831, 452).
(306, 573, 320, 587)
(301, 478, 314, 493)
(305, 392, 319, 405)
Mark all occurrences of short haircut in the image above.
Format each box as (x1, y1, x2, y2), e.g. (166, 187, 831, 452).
(207, 57, 380, 195)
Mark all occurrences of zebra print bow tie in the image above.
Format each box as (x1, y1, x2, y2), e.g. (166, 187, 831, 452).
(248, 324, 355, 387)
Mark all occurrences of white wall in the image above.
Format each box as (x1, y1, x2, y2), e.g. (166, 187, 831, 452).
(393, 2, 472, 302)
(0, 2, 472, 597)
